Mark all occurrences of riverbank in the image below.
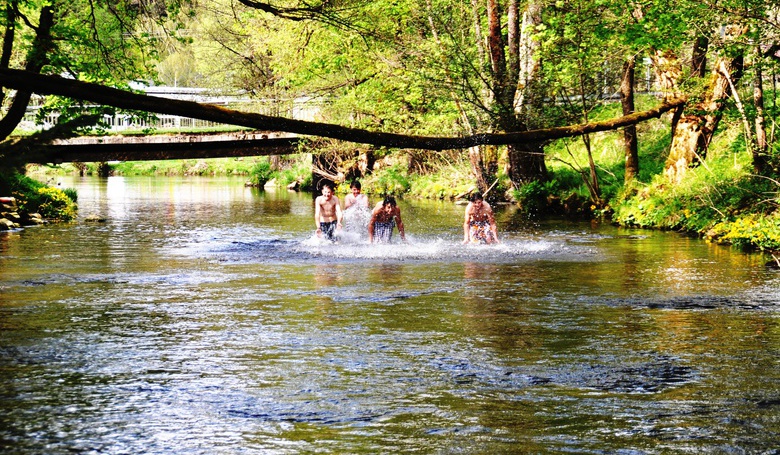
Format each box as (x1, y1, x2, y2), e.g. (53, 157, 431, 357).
(14, 117, 780, 257)
(0, 170, 78, 227)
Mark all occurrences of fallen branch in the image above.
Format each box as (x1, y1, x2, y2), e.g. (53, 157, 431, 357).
(1, 68, 686, 151)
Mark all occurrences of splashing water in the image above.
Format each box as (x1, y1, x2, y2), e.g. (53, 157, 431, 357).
(162, 223, 598, 265)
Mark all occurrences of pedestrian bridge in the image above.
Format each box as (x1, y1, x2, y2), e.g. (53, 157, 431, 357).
(21, 86, 315, 163)
(37, 131, 301, 164)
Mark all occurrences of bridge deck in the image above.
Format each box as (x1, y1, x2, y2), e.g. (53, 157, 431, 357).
(35, 131, 301, 163)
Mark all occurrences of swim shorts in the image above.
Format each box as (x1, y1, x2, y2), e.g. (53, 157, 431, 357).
(320, 220, 338, 240)
(373, 220, 395, 243)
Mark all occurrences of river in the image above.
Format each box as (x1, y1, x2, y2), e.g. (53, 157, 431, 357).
(1, 175, 779, 454)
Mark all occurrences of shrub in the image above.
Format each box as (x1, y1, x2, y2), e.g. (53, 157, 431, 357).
(708, 214, 780, 251)
(35, 187, 78, 221)
(366, 165, 411, 195)
(1, 171, 78, 221)
(513, 180, 549, 215)
(248, 160, 275, 187)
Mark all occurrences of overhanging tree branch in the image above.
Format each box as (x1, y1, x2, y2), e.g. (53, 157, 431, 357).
(0, 68, 686, 151)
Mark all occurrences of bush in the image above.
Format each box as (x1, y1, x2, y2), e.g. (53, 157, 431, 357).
(34, 187, 78, 221)
(248, 160, 275, 187)
(708, 214, 780, 251)
(365, 165, 411, 195)
(275, 159, 313, 191)
(513, 180, 549, 215)
(1, 171, 78, 221)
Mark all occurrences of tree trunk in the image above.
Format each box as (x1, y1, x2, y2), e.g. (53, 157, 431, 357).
(0, 5, 53, 141)
(753, 45, 768, 173)
(507, 142, 546, 185)
(582, 134, 600, 202)
(692, 36, 708, 78)
(505, 0, 546, 186)
(468, 146, 490, 193)
(663, 25, 746, 183)
(621, 57, 638, 182)
(0, 0, 18, 107)
(664, 54, 742, 182)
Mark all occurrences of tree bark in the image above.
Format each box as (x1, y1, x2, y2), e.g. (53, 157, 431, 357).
(621, 57, 639, 182)
(507, 142, 546, 185)
(0, 5, 54, 141)
(664, 54, 742, 182)
(0, 68, 685, 153)
(487, 0, 506, 110)
(691, 36, 708, 78)
(468, 146, 490, 193)
(753, 45, 768, 173)
(505, 0, 547, 186)
(663, 25, 746, 183)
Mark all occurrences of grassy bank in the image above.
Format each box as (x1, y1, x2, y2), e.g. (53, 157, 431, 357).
(19, 111, 780, 256)
(542, 113, 780, 255)
(28, 157, 263, 177)
(0, 170, 78, 221)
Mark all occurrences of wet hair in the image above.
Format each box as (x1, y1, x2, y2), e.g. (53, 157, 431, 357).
(321, 182, 334, 192)
(469, 191, 483, 202)
(350, 181, 361, 190)
(382, 195, 397, 207)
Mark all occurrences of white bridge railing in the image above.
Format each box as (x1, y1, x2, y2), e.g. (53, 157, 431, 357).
(18, 87, 322, 133)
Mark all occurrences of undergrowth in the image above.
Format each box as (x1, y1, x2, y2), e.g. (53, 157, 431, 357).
(0, 170, 78, 221)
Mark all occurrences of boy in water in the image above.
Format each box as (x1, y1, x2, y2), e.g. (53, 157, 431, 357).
(368, 196, 406, 243)
(462, 191, 499, 244)
(344, 181, 369, 210)
(314, 183, 343, 241)
(342, 180, 371, 237)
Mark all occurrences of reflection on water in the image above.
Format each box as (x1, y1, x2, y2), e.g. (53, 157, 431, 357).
(1, 175, 780, 454)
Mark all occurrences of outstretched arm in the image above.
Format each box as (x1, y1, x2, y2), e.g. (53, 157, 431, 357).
(486, 204, 499, 243)
(395, 209, 406, 241)
(314, 197, 322, 233)
(462, 204, 471, 243)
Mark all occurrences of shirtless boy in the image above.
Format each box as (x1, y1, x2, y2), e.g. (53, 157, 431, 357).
(463, 191, 499, 244)
(344, 181, 369, 210)
(314, 183, 343, 240)
(368, 196, 406, 243)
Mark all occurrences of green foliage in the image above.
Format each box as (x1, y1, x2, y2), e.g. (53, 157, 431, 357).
(275, 160, 313, 191)
(613, 149, 779, 239)
(409, 170, 472, 200)
(513, 181, 550, 216)
(708, 215, 780, 252)
(364, 165, 411, 195)
(0, 171, 77, 221)
(108, 158, 258, 176)
(248, 160, 275, 187)
(34, 187, 78, 221)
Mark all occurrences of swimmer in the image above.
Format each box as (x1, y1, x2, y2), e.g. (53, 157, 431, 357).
(314, 183, 343, 241)
(462, 191, 499, 244)
(368, 196, 406, 244)
(344, 181, 369, 210)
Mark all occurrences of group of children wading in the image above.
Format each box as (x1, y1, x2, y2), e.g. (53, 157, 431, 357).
(314, 181, 499, 245)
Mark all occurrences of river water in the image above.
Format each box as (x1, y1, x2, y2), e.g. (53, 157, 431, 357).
(2, 175, 780, 454)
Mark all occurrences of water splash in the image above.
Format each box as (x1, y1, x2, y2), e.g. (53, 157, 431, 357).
(157, 222, 602, 264)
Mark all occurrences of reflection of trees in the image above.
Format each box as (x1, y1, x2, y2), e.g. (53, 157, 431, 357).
(366, 264, 405, 287)
(260, 195, 293, 216)
(460, 262, 542, 355)
(313, 264, 340, 288)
